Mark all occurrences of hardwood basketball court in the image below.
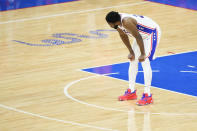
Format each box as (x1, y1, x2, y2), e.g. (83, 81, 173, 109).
(0, 0, 197, 130)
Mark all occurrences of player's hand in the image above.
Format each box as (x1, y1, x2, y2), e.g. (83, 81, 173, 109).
(128, 53, 135, 61)
(138, 54, 146, 62)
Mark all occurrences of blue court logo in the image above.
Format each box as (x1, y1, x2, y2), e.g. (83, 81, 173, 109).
(13, 29, 115, 46)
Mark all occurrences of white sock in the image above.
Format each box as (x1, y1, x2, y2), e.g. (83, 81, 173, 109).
(141, 59, 152, 96)
(128, 60, 138, 92)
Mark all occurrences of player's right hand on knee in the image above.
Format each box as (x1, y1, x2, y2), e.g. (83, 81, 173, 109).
(138, 54, 146, 62)
(128, 53, 135, 61)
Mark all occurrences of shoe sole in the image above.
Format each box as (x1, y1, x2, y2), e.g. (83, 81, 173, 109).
(137, 103, 153, 106)
(137, 100, 153, 106)
(119, 98, 137, 101)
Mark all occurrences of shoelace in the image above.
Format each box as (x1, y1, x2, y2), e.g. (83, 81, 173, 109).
(124, 90, 129, 95)
(124, 89, 131, 95)
(141, 94, 146, 100)
(124, 89, 136, 96)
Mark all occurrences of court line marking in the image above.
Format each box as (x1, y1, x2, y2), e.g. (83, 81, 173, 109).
(139, 70, 160, 72)
(0, 104, 118, 131)
(180, 71, 197, 73)
(64, 72, 129, 113)
(187, 65, 195, 68)
(64, 71, 197, 116)
(0, 1, 148, 25)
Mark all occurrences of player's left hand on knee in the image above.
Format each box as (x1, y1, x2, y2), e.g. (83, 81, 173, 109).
(138, 54, 146, 62)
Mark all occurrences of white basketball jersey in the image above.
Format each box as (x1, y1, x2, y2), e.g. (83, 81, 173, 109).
(118, 13, 159, 39)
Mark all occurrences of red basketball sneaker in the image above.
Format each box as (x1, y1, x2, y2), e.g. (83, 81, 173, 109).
(136, 93, 153, 106)
(118, 89, 137, 101)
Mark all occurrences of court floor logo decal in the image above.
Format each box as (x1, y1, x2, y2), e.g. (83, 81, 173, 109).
(13, 29, 115, 46)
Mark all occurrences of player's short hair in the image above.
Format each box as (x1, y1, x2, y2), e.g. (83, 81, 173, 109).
(105, 11, 121, 23)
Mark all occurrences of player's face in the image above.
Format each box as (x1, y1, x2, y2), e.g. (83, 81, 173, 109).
(108, 22, 118, 29)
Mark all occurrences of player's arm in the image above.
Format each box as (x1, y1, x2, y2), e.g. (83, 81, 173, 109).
(117, 27, 135, 61)
(122, 18, 146, 62)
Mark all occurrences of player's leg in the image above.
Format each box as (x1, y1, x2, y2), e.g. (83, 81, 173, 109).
(118, 40, 138, 101)
(137, 43, 153, 105)
(118, 60, 138, 101)
(129, 60, 138, 93)
(137, 28, 161, 105)
(141, 26, 161, 96)
(141, 58, 152, 96)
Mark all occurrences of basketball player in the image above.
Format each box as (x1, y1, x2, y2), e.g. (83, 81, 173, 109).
(105, 11, 161, 106)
